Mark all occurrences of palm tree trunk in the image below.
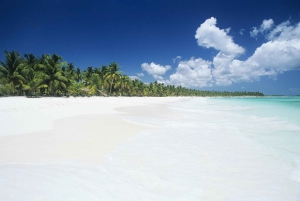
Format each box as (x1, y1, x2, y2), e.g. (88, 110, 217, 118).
(109, 77, 114, 95)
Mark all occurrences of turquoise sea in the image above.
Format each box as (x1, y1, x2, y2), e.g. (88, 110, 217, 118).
(206, 96, 300, 164)
(1, 97, 299, 200)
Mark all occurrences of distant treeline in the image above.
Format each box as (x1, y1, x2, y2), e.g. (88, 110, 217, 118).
(0, 51, 264, 97)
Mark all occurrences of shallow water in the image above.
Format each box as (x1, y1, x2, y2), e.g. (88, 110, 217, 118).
(1, 97, 300, 200)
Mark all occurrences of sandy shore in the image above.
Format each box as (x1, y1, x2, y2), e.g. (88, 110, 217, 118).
(0, 97, 183, 164)
(1, 97, 299, 200)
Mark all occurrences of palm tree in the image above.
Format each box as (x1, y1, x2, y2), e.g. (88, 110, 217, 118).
(22, 73, 47, 96)
(21, 53, 47, 96)
(148, 82, 158, 96)
(87, 73, 102, 95)
(130, 79, 146, 96)
(157, 83, 164, 97)
(75, 68, 82, 83)
(0, 51, 27, 95)
(39, 54, 69, 96)
(114, 75, 131, 96)
(83, 66, 94, 86)
(68, 81, 86, 96)
(93, 65, 109, 92)
(104, 62, 121, 95)
(66, 63, 76, 80)
(0, 51, 265, 98)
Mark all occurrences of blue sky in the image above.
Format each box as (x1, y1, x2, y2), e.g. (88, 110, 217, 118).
(1, 0, 299, 95)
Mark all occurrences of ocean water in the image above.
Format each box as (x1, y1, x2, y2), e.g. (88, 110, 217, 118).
(1, 97, 300, 200)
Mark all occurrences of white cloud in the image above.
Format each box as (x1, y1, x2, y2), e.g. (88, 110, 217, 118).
(141, 62, 171, 76)
(128, 73, 144, 80)
(195, 17, 245, 56)
(172, 56, 182, 63)
(239, 29, 245, 35)
(161, 18, 300, 88)
(250, 19, 274, 38)
(129, 76, 140, 80)
(250, 27, 259, 38)
(267, 21, 290, 40)
(164, 57, 213, 87)
(245, 19, 300, 75)
(141, 18, 299, 88)
(261, 19, 274, 31)
(266, 20, 300, 40)
(247, 39, 300, 72)
(225, 28, 231, 33)
(153, 75, 164, 80)
(216, 19, 300, 83)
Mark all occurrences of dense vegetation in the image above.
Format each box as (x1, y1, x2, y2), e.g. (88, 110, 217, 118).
(0, 51, 264, 97)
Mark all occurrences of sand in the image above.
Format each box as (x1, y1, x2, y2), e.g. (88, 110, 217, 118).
(0, 96, 183, 164)
(1, 97, 300, 200)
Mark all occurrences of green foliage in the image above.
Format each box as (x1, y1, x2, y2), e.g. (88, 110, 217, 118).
(0, 50, 265, 97)
(0, 51, 27, 95)
(0, 84, 12, 96)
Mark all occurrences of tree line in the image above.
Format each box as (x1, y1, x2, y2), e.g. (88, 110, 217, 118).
(0, 51, 264, 97)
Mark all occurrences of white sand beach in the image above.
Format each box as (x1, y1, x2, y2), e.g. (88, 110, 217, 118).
(0, 97, 182, 164)
(0, 97, 299, 201)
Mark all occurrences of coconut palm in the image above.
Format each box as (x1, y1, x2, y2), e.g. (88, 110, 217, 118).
(0, 51, 29, 95)
(39, 54, 69, 96)
(0, 51, 265, 97)
(66, 63, 76, 80)
(130, 79, 146, 96)
(87, 73, 102, 95)
(104, 62, 121, 95)
(75, 68, 82, 83)
(148, 82, 158, 96)
(68, 81, 86, 96)
(21, 53, 47, 96)
(114, 75, 131, 96)
(22, 73, 47, 96)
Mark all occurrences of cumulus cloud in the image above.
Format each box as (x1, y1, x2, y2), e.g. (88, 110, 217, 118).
(153, 75, 164, 80)
(212, 19, 300, 85)
(141, 62, 171, 80)
(195, 17, 245, 56)
(129, 76, 140, 80)
(244, 19, 300, 73)
(250, 19, 274, 38)
(250, 27, 259, 38)
(128, 72, 145, 80)
(232, 20, 299, 76)
(246, 40, 300, 72)
(172, 56, 182, 63)
(266, 20, 299, 40)
(165, 57, 213, 87)
(261, 19, 274, 31)
(160, 18, 300, 88)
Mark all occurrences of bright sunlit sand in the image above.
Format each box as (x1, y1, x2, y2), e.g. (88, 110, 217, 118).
(1, 96, 300, 200)
(0, 97, 181, 163)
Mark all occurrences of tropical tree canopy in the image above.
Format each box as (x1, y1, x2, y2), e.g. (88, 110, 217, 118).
(0, 50, 265, 97)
